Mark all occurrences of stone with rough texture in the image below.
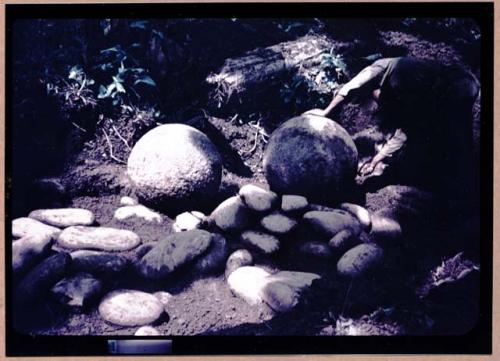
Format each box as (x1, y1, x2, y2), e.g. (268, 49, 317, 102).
(70, 250, 129, 277)
(16, 253, 71, 302)
(260, 212, 298, 235)
(135, 326, 161, 336)
(328, 229, 358, 253)
(370, 214, 403, 245)
(12, 217, 61, 240)
(340, 203, 372, 231)
(228, 266, 320, 313)
(281, 195, 309, 215)
(225, 249, 253, 278)
(12, 234, 54, 276)
(114, 205, 163, 224)
(153, 291, 173, 306)
(337, 244, 384, 278)
(267, 270, 320, 292)
(303, 210, 361, 237)
(58, 226, 141, 251)
(300, 241, 333, 259)
(50, 273, 103, 309)
(239, 184, 278, 212)
(173, 211, 204, 232)
(136, 230, 213, 279)
(261, 281, 298, 313)
(227, 266, 271, 305)
(29, 208, 95, 228)
(120, 196, 138, 206)
(263, 115, 358, 202)
(127, 124, 222, 208)
(308, 204, 336, 212)
(210, 196, 252, 232)
(240, 230, 280, 255)
(99, 289, 164, 326)
(192, 233, 228, 274)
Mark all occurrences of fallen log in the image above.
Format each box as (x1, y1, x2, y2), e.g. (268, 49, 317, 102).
(206, 34, 349, 107)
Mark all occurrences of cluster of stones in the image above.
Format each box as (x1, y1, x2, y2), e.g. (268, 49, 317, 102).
(12, 202, 177, 334)
(12, 182, 403, 333)
(171, 183, 403, 311)
(204, 184, 400, 278)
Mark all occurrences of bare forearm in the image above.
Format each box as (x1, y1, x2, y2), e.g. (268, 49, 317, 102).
(322, 58, 392, 116)
(323, 94, 345, 117)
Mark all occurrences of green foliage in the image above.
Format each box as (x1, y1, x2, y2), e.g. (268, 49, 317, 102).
(44, 19, 164, 120)
(280, 50, 347, 111)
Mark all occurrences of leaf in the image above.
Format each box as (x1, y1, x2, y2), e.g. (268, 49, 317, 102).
(134, 75, 156, 87)
(152, 29, 165, 39)
(98, 83, 116, 99)
(100, 19, 111, 35)
(100, 46, 121, 54)
(68, 65, 82, 80)
(130, 20, 149, 29)
(115, 81, 126, 93)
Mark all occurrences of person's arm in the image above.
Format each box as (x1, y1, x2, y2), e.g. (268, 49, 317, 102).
(359, 128, 407, 175)
(304, 58, 395, 117)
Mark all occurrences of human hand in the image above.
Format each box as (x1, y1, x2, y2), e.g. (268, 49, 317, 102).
(303, 108, 327, 117)
(358, 161, 376, 176)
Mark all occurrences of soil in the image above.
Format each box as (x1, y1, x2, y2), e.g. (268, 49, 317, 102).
(13, 25, 482, 337)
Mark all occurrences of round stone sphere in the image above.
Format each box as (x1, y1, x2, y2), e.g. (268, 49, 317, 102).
(263, 115, 358, 202)
(127, 124, 222, 209)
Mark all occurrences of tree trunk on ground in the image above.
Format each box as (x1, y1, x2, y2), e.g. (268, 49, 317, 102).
(206, 34, 346, 107)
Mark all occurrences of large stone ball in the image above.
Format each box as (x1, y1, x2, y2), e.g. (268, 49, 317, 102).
(127, 124, 222, 209)
(263, 115, 357, 202)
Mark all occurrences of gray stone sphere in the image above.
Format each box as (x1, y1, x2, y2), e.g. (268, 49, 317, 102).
(127, 124, 222, 209)
(263, 115, 358, 202)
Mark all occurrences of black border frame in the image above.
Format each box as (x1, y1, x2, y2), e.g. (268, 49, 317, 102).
(4, 2, 494, 356)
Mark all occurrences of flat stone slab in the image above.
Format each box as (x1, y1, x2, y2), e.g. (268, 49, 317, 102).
(239, 184, 278, 212)
(98, 289, 165, 326)
(260, 212, 298, 235)
(29, 208, 95, 228)
(136, 229, 213, 279)
(281, 195, 309, 214)
(114, 205, 163, 224)
(58, 226, 141, 251)
(12, 217, 61, 239)
(70, 250, 129, 277)
(303, 210, 361, 237)
(240, 230, 280, 255)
